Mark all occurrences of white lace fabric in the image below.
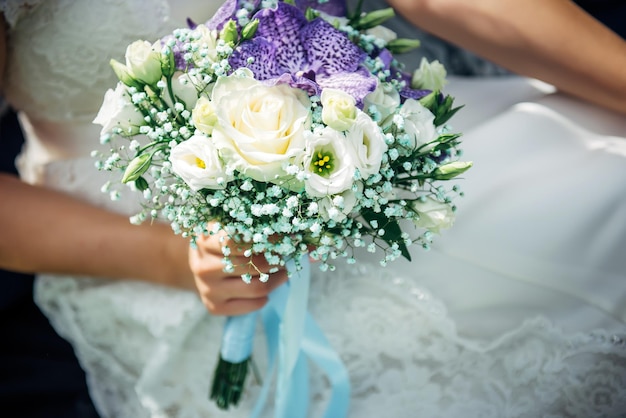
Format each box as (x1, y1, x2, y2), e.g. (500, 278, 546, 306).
(36, 261, 626, 418)
(3, 0, 626, 416)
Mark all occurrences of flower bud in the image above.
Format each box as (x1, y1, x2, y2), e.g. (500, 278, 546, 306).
(192, 96, 218, 135)
(122, 153, 152, 183)
(110, 59, 143, 89)
(125, 40, 163, 86)
(160, 46, 176, 78)
(411, 197, 455, 233)
(321, 88, 357, 131)
(432, 161, 473, 180)
(412, 57, 448, 91)
(220, 19, 238, 46)
(241, 19, 259, 40)
(386, 38, 421, 54)
(354, 8, 395, 30)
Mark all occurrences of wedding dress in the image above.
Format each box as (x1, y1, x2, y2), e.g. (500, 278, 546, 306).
(3, 1, 626, 417)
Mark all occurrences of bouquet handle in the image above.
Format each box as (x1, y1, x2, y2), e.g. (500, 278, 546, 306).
(210, 311, 258, 408)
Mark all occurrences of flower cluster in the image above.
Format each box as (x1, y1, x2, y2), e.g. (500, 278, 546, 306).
(93, 0, 471, 278)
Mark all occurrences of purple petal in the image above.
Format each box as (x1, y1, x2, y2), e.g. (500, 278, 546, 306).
(229, 38, 282, 79)
(400, 88, 432, 101)
(205, 0, 238, 30)
(300, 18, 366, 76)
(264, 73, 321, 97)
(253, 2, 308, 73)
(377, 49, 394, 71)
(294, 0, 347, 16)
(318, 68, 377, 108)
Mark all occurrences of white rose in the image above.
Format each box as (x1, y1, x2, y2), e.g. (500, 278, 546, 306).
(211, 69, 311, 182)
(346, 111, 387, 179)
(363, 81, 400, 126)
(366, 25, 397, 43)
(191, 95, 218, 135)
(411, 197, 455, 233)
(321, 88, 357, 131)
(125, 40, 163, 85)
(303, 127, 357, 197)
(399, 99, 438, 151)
(169, 134, 232, 191)
(162, 72, 200, 110)
(411, 57, 448, 91)
(93, 83, 145, 135)
(317, 188, 359, 222)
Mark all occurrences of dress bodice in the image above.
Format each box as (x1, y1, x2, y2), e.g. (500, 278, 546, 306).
(2, 0, 222, 183)
(3, 0, 219, 123)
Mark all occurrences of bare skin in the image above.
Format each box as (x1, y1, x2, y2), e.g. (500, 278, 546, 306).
(387, 0, 626, 115)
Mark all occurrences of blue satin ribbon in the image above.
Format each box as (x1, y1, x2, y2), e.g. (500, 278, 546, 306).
(221, 254, 351, 417)
(221, 312, 258, 363)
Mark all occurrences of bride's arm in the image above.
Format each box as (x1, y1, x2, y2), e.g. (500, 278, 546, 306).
(386, 0, 626, 115)
(0, 173, 196, 288)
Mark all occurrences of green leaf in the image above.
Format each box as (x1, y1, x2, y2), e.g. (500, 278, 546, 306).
(361, 209, 412, 261)
(134, 176, 149, 191)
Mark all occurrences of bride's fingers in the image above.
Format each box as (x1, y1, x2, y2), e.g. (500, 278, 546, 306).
(195, 230, 253, 256)
(220, 269, 288, 300)
(195, 268, 289, 315)
(212, 297, 269, 317)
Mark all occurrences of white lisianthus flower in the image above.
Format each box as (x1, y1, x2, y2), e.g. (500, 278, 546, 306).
(399, 99, 439, 150)
(411, 57, 448, 91)
(411, 197, 455, 233)
(363, 81, 401, 126)
(169, 134, 232, 191)
(317, 187, 359, 222)
(192, 95, 218, 135)
(321, 88, 357, 131)
(93, 83, 145, 135)
(192, 24, 220, 66)
(125, 40, 163, 85)
(366, 25, 397, 43)
(346, 111, 387, 179)
(162, 72, 200, 110)
(210, 69, 311, 183)
(303, 127, 357, 197)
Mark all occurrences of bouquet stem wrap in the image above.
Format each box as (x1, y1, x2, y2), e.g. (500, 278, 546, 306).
(213, 254, 351, 417)
(210, 312, 258, 408)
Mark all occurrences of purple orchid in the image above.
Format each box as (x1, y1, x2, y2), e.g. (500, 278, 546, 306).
(229, 1, 377, 106)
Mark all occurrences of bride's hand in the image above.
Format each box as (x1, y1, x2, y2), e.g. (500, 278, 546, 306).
(189, 233, 289, 316)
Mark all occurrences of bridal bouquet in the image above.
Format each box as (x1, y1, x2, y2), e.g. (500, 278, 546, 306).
(94, 0, 470, 414)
